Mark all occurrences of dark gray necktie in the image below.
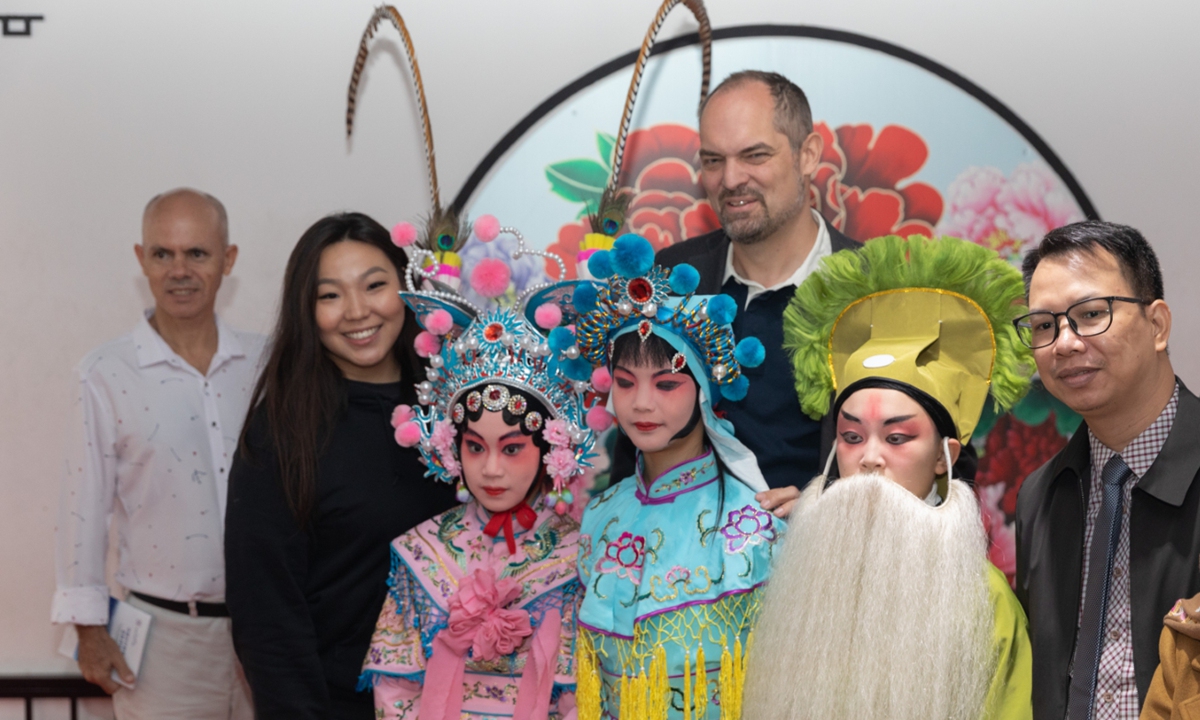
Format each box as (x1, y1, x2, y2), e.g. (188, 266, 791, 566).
(1067, 454, 1133, 720)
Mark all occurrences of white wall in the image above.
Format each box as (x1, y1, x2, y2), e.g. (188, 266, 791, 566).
(2, 0, 1197, 704)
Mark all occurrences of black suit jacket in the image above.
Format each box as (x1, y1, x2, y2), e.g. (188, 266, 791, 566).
(608, 219, 860, 483)
(1015, 379, 1200, 719)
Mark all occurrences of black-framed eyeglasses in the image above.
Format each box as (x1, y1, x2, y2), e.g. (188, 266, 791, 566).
(1012, 296, 1146, 349)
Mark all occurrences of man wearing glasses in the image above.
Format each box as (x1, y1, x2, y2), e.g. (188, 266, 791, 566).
(1013, 220, 1200, 720)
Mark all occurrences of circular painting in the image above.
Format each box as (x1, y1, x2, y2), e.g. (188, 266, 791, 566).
(454, 25, 1095, 585)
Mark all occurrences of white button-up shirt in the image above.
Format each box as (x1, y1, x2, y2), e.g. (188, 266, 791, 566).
(723, 208, 832, 306)
(53, 312, 266, 625)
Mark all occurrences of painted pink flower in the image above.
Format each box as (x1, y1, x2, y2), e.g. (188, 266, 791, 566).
(542, 418, 572, 447)
(545, 446, 579, 481)
(938, 162, 1084, 260)
(977, 483, 1017, 580)
(597, 531, 646, 583)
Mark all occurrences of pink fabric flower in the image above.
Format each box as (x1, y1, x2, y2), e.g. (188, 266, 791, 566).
(545, 446, 579, 481)
(542, 418, 572, 448)
(446, 568, 532, 661)
(430, 419, 456, 450)
(430, 420, 460, 478)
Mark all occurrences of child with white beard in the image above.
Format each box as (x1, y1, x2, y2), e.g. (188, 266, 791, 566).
(742, 235, 1034, 720)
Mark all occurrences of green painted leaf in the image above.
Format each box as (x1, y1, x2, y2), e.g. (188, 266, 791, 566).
(596, 132, 616, 169)
(545, 158, 608, 205)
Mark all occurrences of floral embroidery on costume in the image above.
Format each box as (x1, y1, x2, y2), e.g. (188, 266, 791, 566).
(719, 506, 778, 555)
(596, 532, 647, 583)
(576, 451, 783, 719)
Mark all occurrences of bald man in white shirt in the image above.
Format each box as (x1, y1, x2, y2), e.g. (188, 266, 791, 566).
(54, 188, 265, 719)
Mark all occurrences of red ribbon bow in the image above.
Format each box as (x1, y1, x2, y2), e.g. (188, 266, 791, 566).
(483, 501, 538, 555)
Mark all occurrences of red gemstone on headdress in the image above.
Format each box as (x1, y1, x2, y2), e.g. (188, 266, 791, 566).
(483, 322, 504, 342)
(488, 388, 504, 401)
(637, 320, 652, 342)
(672, 353, 687, 372)
(627, 277, 653, 303)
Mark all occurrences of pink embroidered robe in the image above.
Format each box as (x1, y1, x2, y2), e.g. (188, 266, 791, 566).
(360, 497, 581, 719)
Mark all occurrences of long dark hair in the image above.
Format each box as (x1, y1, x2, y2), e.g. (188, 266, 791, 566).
(239, 212, 423, 525)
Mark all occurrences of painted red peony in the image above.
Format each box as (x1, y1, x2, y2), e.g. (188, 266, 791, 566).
(974, 413, 1068, 583)
(812, 122, 943, 239)
(546, 124, 718, 279)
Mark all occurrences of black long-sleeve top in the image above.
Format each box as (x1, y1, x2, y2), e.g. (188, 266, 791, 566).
(225, 379, 458, 720)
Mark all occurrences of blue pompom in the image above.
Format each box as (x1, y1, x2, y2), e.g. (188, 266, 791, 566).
(735, 337, 766, 368)
(573, 282, 598, 315)
(707, 294, 737, 326)
(610, 234, 655, 279)
(588, 250, 614, 280)
(720, 374, 750, 402)
(561, 357, 593, 382)
(548, 326, 576, 352)
(669, 264, 700, 295)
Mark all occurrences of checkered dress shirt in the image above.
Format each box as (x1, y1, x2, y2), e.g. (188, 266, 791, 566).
(1077, 385, 1179, 719)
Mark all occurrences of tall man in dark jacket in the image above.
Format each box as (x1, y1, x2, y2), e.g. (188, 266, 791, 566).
(610, 71, 859, 514)
(1015, 221, 1200, 719)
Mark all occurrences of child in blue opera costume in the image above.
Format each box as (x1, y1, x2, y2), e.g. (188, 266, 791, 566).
(535, 233, 782, 720)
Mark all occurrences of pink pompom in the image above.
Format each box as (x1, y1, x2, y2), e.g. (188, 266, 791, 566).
(469, 258, 512, 299)
(391, 404, 415, 429)
(395, 421, 422, 447)
(534, 303, 563, 330)
(590, 367, 612, 393)
(554, 500, 570, 515)
(424, 309, 454, 336)
(473, 214, 501, 243)
(586, 405, 614, 432)
(414, 331, 441, 358)
(391, 222, 418, 247)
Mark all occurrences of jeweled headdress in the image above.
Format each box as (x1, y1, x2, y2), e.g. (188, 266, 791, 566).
(391, 224, 603, 514)
(575, 0, 712, 276)
(534, 233, 770, 491)
(347, 5, 479, 289)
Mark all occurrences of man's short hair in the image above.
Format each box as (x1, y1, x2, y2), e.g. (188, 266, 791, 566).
(1022, 220, 1164, 301)
(143, 188, 229, 246)
(700, 70, 813, 150)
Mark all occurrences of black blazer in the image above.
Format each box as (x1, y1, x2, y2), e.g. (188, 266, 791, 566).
(1015, 379, 1200, 719)
(608, 219, 860, 483)
(654, 221, 860, 294)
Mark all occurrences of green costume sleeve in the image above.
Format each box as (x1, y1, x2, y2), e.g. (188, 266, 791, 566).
(983, 563, 1033, 720)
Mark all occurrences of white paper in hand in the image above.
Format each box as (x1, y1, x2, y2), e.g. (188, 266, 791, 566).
(58, 597, 153, 689)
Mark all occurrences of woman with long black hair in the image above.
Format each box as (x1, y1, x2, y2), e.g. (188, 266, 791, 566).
(224, 212, 456, 719)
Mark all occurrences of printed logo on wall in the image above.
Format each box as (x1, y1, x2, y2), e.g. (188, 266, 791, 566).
(456, 25, 1094, 585)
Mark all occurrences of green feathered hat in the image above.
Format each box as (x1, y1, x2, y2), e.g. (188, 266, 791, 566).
(783, 235, 1032, 445)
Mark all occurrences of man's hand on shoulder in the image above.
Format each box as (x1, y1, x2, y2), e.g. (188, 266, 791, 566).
(756, 486, 801, 519)
(76, 624, 135, 694)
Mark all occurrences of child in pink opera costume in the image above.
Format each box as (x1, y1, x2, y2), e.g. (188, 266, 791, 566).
(359, 221, 605, 720)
